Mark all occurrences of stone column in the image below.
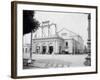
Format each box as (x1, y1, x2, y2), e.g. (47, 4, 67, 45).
(40, 42, 42, 54)
(55, 40, 58, 54)
(46, 42, 49, 54)
(54, 40, 57, 54)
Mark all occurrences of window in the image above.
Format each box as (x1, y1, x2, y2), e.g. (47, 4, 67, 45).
(23, 48, 24, 53)
(25, 48, 27, 53)
(66, 42, 68, 48)
(36, 46, 40, 54)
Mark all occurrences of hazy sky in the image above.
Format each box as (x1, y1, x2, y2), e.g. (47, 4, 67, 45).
(34, 10, 88, 45)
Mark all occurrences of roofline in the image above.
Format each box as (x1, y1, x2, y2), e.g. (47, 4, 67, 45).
(57, 28, 78, 36)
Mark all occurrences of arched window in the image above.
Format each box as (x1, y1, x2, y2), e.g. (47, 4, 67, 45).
(25, 48, 27, 53)
(66, 42, 68, 48)
(36, 46, 40, 54)
(23, 48, 24, 53)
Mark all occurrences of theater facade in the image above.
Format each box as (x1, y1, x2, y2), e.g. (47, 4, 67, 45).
(23, 21, 84, 55)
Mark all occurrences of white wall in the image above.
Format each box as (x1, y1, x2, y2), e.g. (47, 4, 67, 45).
(0, 0, 99, 80)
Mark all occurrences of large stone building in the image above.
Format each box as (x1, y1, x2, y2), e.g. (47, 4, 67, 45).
(23, 21, 84, 55)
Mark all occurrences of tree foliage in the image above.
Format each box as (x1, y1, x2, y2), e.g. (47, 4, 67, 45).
(23, 10, 40, 35)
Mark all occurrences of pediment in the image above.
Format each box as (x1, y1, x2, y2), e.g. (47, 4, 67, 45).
(57, 28, 76, 39)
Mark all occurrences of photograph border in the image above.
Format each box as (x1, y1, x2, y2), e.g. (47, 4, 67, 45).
(11, 1, 98, 79)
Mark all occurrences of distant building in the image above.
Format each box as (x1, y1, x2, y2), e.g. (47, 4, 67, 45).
(23, 21, 84, 55)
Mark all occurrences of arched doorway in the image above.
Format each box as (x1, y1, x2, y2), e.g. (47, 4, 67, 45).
(49, 46, 53, 54)
(42, 46, 46, 54)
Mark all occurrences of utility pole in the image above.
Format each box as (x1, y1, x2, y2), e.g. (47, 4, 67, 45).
(84, 13, 91, 66)
(87, 13, 91, 55)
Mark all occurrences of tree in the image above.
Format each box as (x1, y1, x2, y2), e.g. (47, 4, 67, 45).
(23, 10, 40, 64)
(23, 10, 40, 35)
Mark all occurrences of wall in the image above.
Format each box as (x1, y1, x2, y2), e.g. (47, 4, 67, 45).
(0, 0, 99, 80)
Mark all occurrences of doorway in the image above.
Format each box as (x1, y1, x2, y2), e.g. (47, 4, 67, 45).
(42, 46, 46, 54)
(49, 46, 53, 54)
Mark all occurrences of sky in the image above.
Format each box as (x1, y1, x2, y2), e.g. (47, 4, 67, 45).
(24, 10, 89, 45)
(34, 10, 89, 45)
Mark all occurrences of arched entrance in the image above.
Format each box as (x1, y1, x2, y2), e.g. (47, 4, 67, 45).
(42, 46, 46, 54)
(49, 46, 53, 54)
